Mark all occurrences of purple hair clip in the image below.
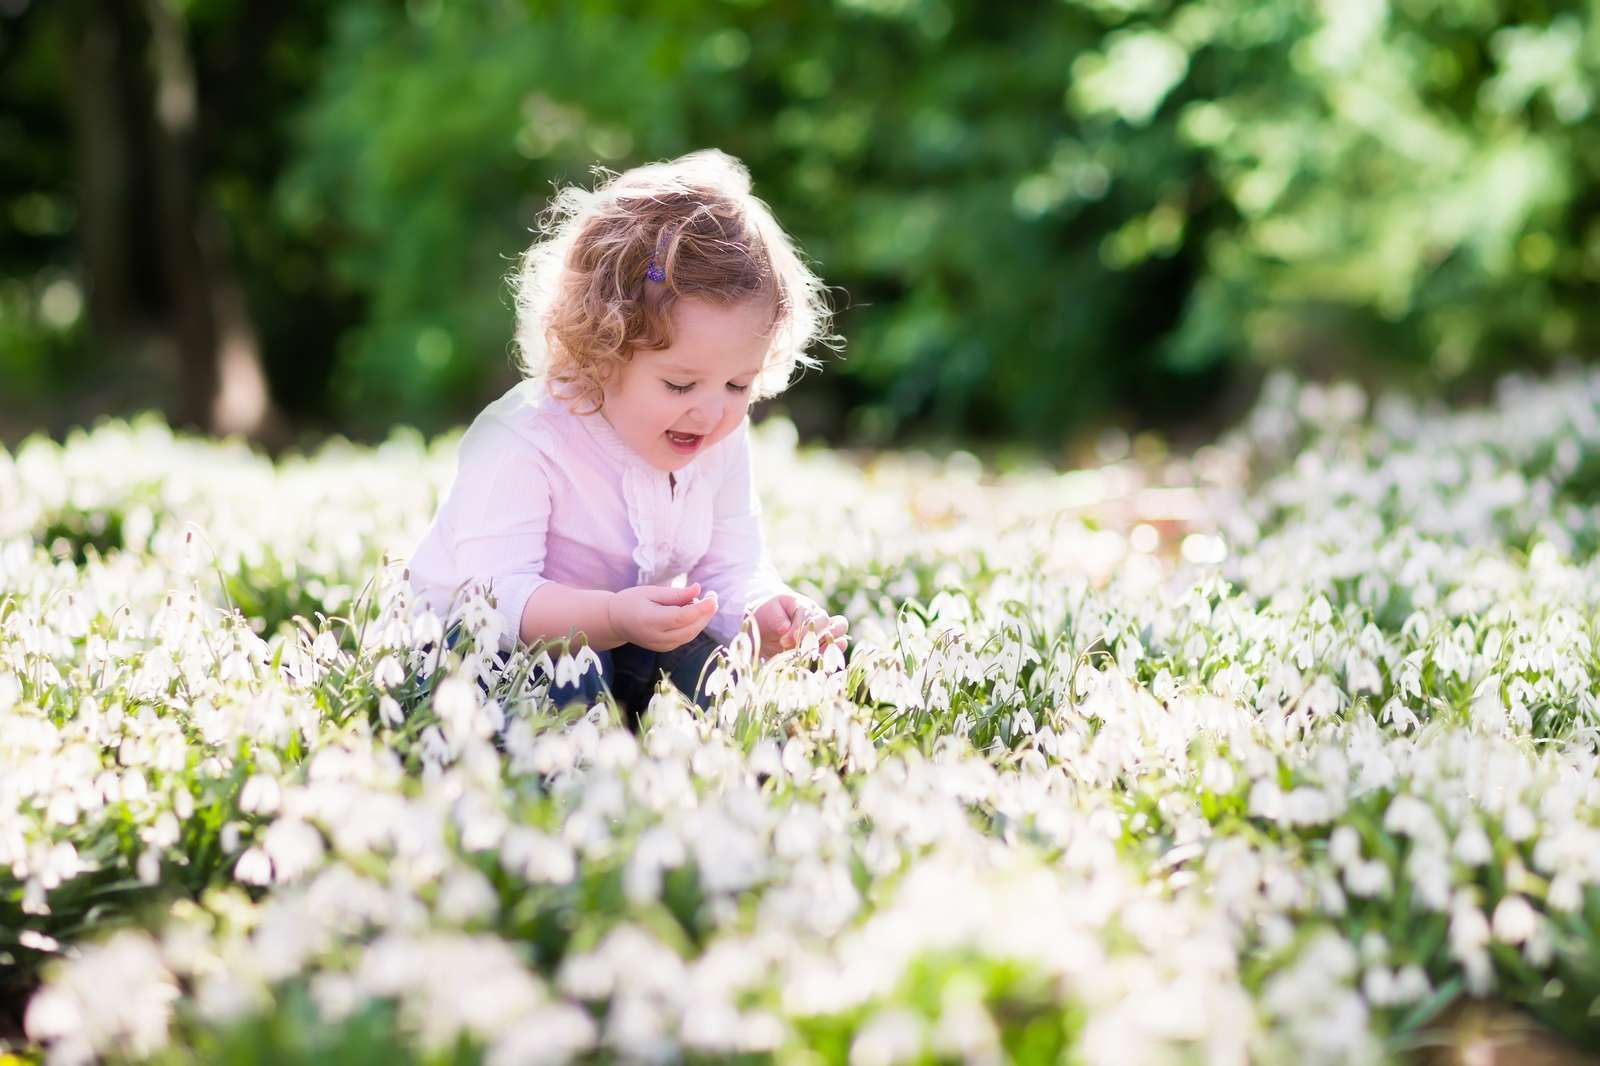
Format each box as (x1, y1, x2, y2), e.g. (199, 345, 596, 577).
(646, 229, 670, 283)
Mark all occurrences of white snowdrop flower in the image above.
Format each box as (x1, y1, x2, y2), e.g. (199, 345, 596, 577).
(1328, 825, 1361, 868)
(262, 818, 325, 882)
(121, 769, 150, 804)
(1361, 965, 1395, 1006)
(1345, 859, 1392, 899)
(45, 790, 79, 827)
(1548, 872, 1582, 912)
(557, 948, 613, 1002)
(749, 738, 783, 780)
(434, 673, 480, 719)
(594, 728, 639, 770)
(1199, 757, 1235, 795)
(142, 811, 180, 849)
(604, 994, 673, 1061)
(1449, 895, 1493, 987)
(0, 670, 19, 711)
(310, 972, 359, 1024)
(1247, 780, 1282, 821)
(680, 1002, 743, 1052)
(624, 825, 685, 905)
(1358, 929, 1388, 966)
(1453, 822, 1493, 866)
(1410, 854, 1452, 912)
(454, 792, 508, 852)
(501, 827, 576, 885)
(311, 630, 340, 663)
(234, 846, 272, 885)
(25, 930, 179, 1061)
(487, 1004, 598, 1066)
(219, 650, 255, 683)
(1379, 698, 1419, 733)
(931, 999, 1001, 1063)
(1469, 683, 1508, 733)
(1504, 804, 1537, 842)
(194, 970, 269, 1025)
(372, 655, 405, 689)
(1491, 894, 1538, 944)
(379, 695, 405, 727)
(137, 849, 161, 885)
(1381, 964, 1426, 1005)
(1011, 707, 1037, 737)
(238, 774, 281, 815)
(1344, 653, 1382, 695)
(1308, 595, 1332, 627)
(437, 866, 499, 925)
(850, 1007, 925, 1066)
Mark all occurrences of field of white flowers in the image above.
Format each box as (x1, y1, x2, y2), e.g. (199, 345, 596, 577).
(4, 370, 1600, 1065)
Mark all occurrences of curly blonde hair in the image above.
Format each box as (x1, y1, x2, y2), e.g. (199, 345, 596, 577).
(509, 149, 840, 415)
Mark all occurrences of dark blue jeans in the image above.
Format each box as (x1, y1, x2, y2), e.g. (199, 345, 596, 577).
(545, 630, 723, 722)
(440, 623, 724, 729)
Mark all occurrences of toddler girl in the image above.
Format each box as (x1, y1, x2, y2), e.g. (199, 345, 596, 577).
(408, 149, 848, 722)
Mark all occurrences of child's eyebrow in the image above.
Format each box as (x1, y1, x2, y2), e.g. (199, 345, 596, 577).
(661, 362, 762, 378)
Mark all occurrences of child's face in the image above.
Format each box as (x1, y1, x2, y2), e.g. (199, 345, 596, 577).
(600, 297, 772, 472)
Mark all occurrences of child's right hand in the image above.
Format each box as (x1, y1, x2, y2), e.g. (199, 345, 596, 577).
(607, 582, 718, 652)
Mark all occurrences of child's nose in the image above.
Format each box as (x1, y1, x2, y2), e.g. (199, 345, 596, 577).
(690, 397, 725, 428)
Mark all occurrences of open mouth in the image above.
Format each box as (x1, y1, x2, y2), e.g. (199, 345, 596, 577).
(665, 430, 703, 452)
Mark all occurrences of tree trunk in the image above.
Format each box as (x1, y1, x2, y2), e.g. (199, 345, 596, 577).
(142, 0, 279, 440)
(70, 0, 134, 336)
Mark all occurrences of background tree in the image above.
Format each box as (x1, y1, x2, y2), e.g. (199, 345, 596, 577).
(2, 0, 1597, 452)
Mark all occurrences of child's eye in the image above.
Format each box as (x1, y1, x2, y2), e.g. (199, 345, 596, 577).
(727, 383, 750, 394)
(664, 382, 693, 394)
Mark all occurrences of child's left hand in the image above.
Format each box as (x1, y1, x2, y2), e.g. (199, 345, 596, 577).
(751, 593, 848, 661)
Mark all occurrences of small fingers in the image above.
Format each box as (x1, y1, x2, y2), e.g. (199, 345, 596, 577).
(677, 596, 716, 627)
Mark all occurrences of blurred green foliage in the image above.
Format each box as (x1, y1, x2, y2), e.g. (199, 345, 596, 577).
(3, 0, 1599, 446)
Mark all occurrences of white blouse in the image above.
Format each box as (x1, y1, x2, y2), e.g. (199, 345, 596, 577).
(407, 379, 793, 652)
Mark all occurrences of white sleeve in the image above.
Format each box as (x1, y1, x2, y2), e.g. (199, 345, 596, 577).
(444, 420, 552, 648)
(688, 419, 794, 646)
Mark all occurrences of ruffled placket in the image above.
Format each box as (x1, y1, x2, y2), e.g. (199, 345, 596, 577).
(565, 399, 704, 585)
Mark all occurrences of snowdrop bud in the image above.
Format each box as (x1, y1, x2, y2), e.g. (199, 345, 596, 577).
(239, 774, 281, 815)
(437, 867, 498, 924)
(258, 819, 324, 883)
(372, 655, 405, 689)
(1393, 964, 1430, 1004)
(311, 630, 340, 663)
(234, 847, 272, 885)
(1453, 822, 1493, 866)
(1548, 872, 1582, 912)
(1345, 859, 1392, 899)
(1329, 826, 1361, 868)
(1200, 757, 1236, 795)
(850, 1008, 924, 1066)
(1361, 966, 1394, 1006)
(1503, 804, 1536, 842)
(1491, 895, 1538, 944)
(1308, 596, 1332, 627)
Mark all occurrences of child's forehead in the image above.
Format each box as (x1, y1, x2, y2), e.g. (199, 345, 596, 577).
(653, 298, 773, 371)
